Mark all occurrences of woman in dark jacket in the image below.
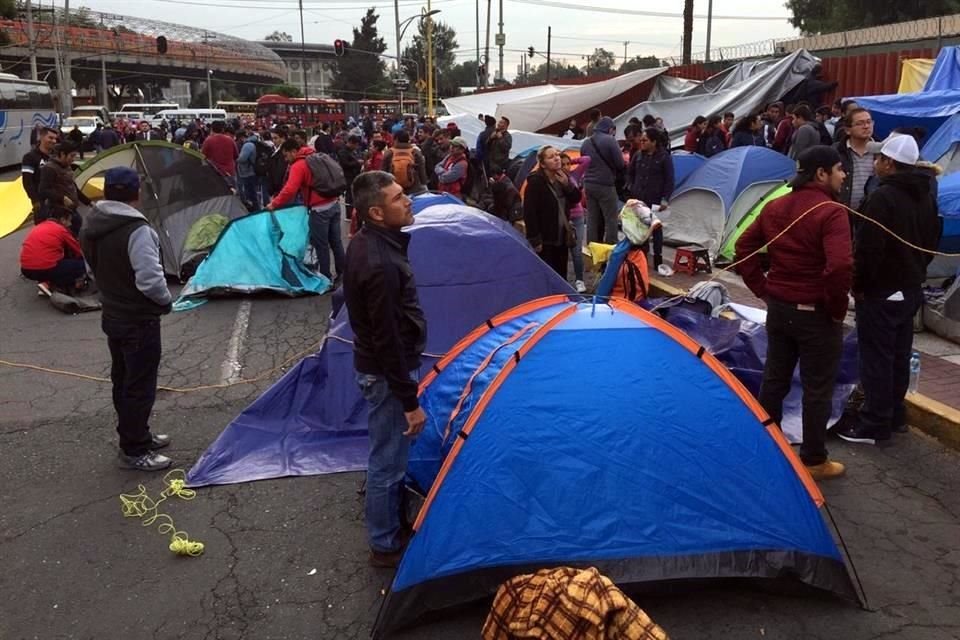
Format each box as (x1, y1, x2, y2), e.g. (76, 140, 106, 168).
(697, 115, 727, 157)
(731, 114, 765, 148)
(626, 129, 674, 269)
(523, 145, 582, 278)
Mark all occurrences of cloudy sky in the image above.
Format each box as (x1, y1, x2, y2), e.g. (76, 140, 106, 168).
(79, 0, 801, 80)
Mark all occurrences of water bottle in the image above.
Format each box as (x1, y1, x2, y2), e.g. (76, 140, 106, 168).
(908, 351, 921, 394)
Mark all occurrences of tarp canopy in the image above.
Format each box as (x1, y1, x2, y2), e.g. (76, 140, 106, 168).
(924, 46, 960, 92)
(173, 206, 331, 311)
(921, 112, 960, 174)
(615, 50, 820, 148)
(187, 205, 573, 487)
(442, 85, 569, 118)
(650, 57, 785, 101)
(0, 177, 31, 239)
(438, 113, 582, 158)
(74, 141, 249, 277)
(850, 90, 960, 141)
(661, 146, 795, 256)
(899, 58, 936, 93)
(375, 296, 860, 637)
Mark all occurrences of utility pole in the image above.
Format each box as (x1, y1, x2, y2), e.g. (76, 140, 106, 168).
(484, 0, 491, 87)
(682, 0, 693, 65)
(623, 41, 629, 66)
(426, 0, 434, 117)
(26, 0, 38, 80)
(496, 0, 504, 82)
(101, 58, 108, 107)
(298, 0, 309, 99)
(545, 26, 551, 84)
(63, 0, 72, 114)
(475, 0, 480, 84)
(705, 0, 714, 62)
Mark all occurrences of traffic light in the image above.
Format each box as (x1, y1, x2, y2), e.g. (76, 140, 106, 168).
(334, 39, 348, 57)
(477, 64, 486, 80)
(156, 36, 168, 55)
(528, 46, 535, 58)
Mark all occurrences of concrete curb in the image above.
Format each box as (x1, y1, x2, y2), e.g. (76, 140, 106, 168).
(647, 276, 960, 452)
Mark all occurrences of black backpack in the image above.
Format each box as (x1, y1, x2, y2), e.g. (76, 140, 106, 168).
(305, 152, 348, 198)
(253, 141, 272, 177)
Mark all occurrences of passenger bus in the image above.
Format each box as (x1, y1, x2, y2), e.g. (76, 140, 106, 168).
(0, 74, 57, 168)
(148, 108, 227, 127)
(354, 99, 420, 119)
(255, 95, 346, 129)
(120, 103, 178, 117)
(216, 101, 257, 121)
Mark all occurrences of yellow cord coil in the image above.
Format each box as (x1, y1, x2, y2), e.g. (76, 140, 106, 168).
(119, 470, 205, 557)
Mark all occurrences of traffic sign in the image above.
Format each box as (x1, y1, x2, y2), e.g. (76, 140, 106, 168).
(416, 79, 427, 91)
(393, 78, 410, 90)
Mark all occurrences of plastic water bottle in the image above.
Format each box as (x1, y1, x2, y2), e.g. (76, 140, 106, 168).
(908, 352, 921, 394)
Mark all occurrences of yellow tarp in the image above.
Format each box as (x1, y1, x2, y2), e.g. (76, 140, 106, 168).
(899, 58, 936, 94)
(0, 177, 33, 239)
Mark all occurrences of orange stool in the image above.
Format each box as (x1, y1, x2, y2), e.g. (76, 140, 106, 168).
(673, 246, 712, 275)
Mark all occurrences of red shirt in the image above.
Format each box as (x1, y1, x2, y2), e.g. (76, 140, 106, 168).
(735, 182, 852, 321)
(365, 149, 384, 172)
(269, 147, 338, 210)
(201, 133, 239, 177)
(20, 219, 83, 270)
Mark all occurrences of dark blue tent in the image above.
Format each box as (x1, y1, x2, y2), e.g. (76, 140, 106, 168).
(378, 296, 860, 637)
(187, 205, 573, 486)
(921, 112, 960, 174)
(924, 46, 960, 92)
(939, 173, 960, 254)
(671, 151, 707, 190)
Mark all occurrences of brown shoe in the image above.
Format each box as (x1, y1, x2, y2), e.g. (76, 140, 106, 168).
(806, 460, 846, 481)
(369, 548, 404, 568)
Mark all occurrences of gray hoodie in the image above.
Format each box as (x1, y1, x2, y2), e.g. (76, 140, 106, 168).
(582, 116, 625, 187)
(81, 201, 171, 317)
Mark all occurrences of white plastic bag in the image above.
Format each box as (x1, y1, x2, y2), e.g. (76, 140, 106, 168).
(619, 199, 662, 246)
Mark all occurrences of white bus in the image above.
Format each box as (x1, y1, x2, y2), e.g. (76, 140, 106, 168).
(216, 101, 257, 120)
(149, 109, 228, 127)
(0, 73, 57, 168)
(120, 103, 178, 117)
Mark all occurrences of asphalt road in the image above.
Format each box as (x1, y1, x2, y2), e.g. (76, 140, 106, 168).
(2, 196, 960, 639)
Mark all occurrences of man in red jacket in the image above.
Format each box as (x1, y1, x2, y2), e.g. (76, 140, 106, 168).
(19, 207, 86, 295)
(266, 139, 345, 281)
(735, 146, 852, 481)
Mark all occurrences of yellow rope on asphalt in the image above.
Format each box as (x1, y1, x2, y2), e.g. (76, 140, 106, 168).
(119, 469, 204, 557)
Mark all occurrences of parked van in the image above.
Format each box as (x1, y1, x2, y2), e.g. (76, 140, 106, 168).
(71, 104, 111, 124)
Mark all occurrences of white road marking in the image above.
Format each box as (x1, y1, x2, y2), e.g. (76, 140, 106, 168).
(221, 300, 252, 384)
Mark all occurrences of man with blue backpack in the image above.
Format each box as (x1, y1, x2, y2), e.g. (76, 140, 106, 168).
(266, 139, 347, 282)
(237, 127, 272, 210)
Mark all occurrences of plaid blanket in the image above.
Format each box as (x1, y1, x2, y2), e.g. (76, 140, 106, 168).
(482, 567, 670, 640)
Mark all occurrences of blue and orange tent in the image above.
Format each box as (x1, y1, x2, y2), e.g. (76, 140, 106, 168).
(378, 296, 861, 636)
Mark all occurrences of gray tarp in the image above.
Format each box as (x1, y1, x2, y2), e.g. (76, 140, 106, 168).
(615, 50, 820, 148)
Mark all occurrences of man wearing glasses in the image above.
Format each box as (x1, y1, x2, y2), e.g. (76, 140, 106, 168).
(834, 108, 876, 212)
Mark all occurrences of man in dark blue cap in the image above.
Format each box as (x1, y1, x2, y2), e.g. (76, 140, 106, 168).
(81, 167, 174, 471)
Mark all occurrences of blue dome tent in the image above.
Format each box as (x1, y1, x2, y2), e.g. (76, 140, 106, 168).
(921, 112, 960, 175)
(671, 151, 707, 189)
(187, 205, 573, 486)
(376, 296, 861, 637)
(661, 146, 794, 257)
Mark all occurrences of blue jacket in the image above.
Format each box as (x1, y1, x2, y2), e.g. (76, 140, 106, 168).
(627, 148, 674, 206)
(582, 117, 625, 187)
(237, 134, 259, 179)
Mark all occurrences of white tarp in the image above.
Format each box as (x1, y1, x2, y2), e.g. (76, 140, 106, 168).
(442, 85, 569, 118)
(494, 67, 667, 132)
(615, 50, 819, 148)
(437, 113, 582, 158)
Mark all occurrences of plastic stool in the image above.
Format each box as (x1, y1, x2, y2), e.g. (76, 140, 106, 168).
(673, 246, 712, 276)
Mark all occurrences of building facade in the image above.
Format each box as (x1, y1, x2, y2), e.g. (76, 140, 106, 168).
(257, 41, 337, 98)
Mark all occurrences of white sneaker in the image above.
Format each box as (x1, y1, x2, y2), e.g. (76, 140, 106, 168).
(575, 280, 587, 293)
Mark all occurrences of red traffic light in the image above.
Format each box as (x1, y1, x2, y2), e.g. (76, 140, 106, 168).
(334, 39, 348, 57)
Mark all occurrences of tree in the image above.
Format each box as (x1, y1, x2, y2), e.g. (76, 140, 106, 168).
(401, 20, 459, 98)
(264, 30, 293, 42)
(266, 83, 303, 98)
(619, 55, 661, 72)
(527, 61, 582, 83)
(447, 60, 480, 91)
(0, 0, 16, 20)
(585, 48, 616, 76)
(786, 0, 960, 35)
(331, 8, 389, 99)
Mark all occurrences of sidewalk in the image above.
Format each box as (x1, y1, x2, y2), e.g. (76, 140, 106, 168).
(649, 246, 960, 449)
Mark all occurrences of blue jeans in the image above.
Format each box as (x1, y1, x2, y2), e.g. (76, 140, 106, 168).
(569, 216, 585, 281)
(357, 370, 420, 553)
(238, 175, 261, 210)
(309, 202, 345, 279)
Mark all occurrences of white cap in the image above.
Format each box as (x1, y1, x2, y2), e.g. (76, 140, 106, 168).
(880, 134, 919, 166)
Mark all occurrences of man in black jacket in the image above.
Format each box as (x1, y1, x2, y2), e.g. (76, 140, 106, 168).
(81, 168, 174, 472)
(337, 135, 364, 210)
(21, 126, 58, 219)
(344, 171, 427, 568)
(836, 135, 941, 446)
(267, 127, 289, 197)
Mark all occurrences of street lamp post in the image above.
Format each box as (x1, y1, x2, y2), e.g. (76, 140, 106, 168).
(426, 0, 435, 117)
(207, 70, 213, 109)
(397, 8, 440, 114)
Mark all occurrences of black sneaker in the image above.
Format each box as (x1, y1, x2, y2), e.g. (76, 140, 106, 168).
(117, 450, 173, 471)
(835, 422, 890, 445)
(148, 434, 171, 450)
(892, 423, 909, 434)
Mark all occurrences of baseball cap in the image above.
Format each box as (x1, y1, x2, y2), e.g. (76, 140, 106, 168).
(450, 136, 469, 149)
(790, 145, 842, 188)
(880, 134, 919, 166)
(104, 167, 141, 201)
